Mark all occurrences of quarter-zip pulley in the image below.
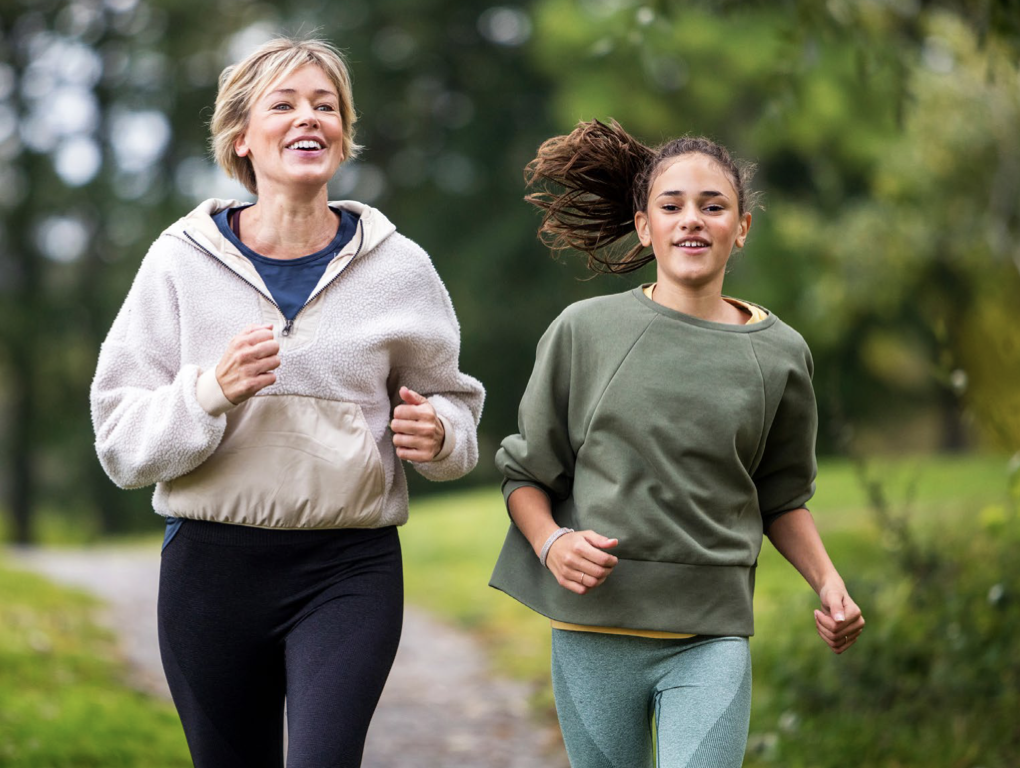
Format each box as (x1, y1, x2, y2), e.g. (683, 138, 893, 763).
(184, 227, 365, 341)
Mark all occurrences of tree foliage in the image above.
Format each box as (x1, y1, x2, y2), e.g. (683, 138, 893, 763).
(1, 0, 1018, 541)
(525, 0, 1020, 453)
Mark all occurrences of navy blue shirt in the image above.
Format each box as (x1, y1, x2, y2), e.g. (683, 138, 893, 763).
(212, 205, 359, 323)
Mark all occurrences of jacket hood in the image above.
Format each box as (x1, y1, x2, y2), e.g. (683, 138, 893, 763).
(166, 198, 398, 259)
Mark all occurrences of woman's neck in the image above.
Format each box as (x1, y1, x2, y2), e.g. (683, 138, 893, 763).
(238, 187, 337, 260)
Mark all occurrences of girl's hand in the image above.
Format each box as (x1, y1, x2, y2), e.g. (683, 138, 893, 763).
(215, 324, 281, 404)
(546, 531, 619, 595)
(391, 386, 445, 462)
(814, 582, 865, 654)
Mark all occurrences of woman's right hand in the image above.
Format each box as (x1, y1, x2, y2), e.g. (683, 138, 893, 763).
(546, 531, 619, 595)
(215, 324, 281, 404)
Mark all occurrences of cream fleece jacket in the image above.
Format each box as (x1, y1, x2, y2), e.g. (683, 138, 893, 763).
(91, 198, 484, 529)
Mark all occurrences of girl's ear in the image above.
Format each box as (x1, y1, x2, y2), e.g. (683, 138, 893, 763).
(735, 211, 752, 249)
(634, 211, 651, 247)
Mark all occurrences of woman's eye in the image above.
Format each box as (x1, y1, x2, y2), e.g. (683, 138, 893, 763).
(271, 103, 292, 111)
(316, 104, 336, 112)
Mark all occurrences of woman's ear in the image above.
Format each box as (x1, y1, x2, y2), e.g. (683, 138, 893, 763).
(234, 132, 250, 158)
(634, 210, 651, 247)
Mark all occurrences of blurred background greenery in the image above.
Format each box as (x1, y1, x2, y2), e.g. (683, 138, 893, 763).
(1, 0, 1018, 765)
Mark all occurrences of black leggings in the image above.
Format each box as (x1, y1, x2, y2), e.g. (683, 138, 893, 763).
(158, 521, 403, 768)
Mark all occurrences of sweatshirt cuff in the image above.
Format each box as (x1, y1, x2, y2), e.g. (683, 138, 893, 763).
(196, 369, 235, 417)
(432, 413, 456, 461)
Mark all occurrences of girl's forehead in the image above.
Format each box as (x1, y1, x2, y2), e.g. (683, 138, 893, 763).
(650, 153, 737, 196)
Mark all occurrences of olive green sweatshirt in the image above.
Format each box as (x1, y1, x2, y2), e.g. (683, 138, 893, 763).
(489, 287, 817, 636)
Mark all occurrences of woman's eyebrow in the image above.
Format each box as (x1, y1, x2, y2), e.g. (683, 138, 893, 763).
(265, 88, 338, 98)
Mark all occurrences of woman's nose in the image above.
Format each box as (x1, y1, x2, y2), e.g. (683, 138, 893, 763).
(295, 105, 319, 127)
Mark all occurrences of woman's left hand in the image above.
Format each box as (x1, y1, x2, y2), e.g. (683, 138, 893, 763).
(814, 582, 865, 654)
(391, 386, 446, 462)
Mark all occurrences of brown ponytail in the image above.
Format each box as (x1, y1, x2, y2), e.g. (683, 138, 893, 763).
(525, 119, 760, 275)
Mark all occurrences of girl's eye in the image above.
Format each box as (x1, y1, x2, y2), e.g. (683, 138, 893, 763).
(704, 204, 724, 212)
(661, 204, 679, 212)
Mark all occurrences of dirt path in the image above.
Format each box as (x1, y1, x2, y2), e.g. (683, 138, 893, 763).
(9, 546, 567, 768)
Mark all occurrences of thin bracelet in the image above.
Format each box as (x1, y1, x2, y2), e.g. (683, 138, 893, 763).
(539, 527, 574, 569)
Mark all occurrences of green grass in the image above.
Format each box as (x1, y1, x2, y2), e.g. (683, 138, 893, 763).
(1, 452, 1009, 764)
(0, 561, 192, 767)
(399, 452, 1016, 746)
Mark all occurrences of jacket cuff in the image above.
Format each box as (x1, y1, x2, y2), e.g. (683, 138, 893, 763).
(432, 413, 456, 461)
(196, 369, 235, 417)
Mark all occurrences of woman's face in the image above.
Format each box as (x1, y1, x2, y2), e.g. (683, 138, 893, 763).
(234, 64, 345, 196)
(634, 153, 751, 296)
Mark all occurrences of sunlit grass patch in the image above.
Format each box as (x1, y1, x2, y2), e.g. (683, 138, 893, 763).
(0, 560, 191, 767)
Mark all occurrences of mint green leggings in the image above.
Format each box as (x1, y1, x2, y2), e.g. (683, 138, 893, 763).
(551, 630, 751, 767)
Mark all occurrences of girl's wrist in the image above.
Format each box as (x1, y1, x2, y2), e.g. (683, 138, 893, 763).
(816, 574, 846, 596)
(538, 527, 574, 568)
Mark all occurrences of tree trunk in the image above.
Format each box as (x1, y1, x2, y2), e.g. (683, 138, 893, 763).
(8, 361, 34, 545)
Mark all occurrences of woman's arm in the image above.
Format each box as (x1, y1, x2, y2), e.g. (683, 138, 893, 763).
(386, 248, 484, 481)
(508, 486, 618, 595)
(767, 507, 865, 654)
(91, 245, 231, 489)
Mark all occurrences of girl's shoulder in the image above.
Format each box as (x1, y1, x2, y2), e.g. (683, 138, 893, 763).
(556, 287, 643, 326)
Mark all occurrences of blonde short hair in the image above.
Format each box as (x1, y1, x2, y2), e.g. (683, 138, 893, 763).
(210, 37, 361, 194)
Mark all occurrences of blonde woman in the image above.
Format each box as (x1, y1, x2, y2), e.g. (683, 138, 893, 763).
(91, 37, 483, 768)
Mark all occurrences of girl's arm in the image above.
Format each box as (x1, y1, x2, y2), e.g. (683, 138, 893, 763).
(508, 486, 619, 595)
(767, 507, 865, 654)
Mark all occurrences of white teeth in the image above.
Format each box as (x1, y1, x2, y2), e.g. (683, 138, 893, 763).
(679, 240, 707, 247)
(288, 140, 323, 150)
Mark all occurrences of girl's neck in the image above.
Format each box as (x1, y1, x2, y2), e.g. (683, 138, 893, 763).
(239, 188, 336, 260)
(649, 281, 748, 325)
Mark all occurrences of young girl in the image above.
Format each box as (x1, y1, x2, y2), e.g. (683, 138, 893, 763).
(490, 120, 864, 767)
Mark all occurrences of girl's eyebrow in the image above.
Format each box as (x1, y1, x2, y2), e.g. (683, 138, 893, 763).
(655, 189, 728, 199)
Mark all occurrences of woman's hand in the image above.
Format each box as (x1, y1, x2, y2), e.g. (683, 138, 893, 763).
(215, 324, 281, 404)
(391, 386, 445, 461)
(545, 531, 619, 595)
(814, 582, 865, 654)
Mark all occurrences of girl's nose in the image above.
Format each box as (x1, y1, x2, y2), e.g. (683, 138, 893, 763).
(679, 204, 704, 230)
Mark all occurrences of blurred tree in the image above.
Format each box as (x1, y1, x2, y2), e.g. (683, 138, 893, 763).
(0, 0, 563, 541)
(3, 0, 1016, 542)
(525, 0, 1020, 453)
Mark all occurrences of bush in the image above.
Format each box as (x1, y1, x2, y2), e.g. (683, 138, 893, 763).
(749, 460, 1020, 767)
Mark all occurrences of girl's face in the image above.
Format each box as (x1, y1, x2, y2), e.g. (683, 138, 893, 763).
(234, 64, 346, 196)
(634, 153, 751, 296)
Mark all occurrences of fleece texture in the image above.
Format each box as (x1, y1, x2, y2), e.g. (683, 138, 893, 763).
(91, 198, 484, 529)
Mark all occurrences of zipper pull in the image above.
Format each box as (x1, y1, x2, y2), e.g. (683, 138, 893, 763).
(282, 318, 294, 337)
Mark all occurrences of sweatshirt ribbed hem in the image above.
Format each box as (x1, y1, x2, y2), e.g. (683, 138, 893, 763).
(176, 518, 394, 546)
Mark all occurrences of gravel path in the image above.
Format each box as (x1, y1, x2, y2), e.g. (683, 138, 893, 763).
(8, 546, 567, 768)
